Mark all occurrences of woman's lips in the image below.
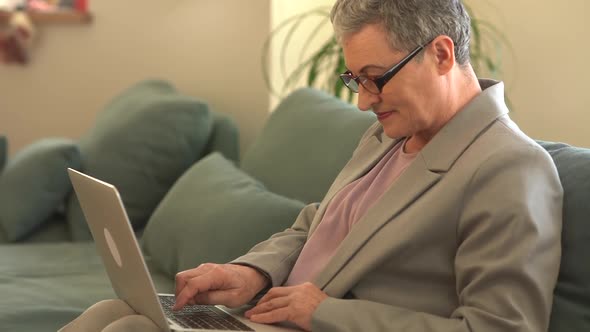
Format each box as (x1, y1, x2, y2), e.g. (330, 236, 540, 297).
(375, 111, 394, 121)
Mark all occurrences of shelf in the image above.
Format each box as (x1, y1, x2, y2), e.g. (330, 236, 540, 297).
(0, 10, 92, 24)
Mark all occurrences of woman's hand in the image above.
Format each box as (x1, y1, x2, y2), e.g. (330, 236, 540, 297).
(245, 282, 328, 331)
(174, 263, 269, 310)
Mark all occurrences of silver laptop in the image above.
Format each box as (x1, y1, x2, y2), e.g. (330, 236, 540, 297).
(68, 168, 299, 332)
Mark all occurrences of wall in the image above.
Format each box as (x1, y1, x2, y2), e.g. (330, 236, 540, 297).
(468, 0, 589, 146)
(270, 0, 590, 147)
(0, 0, 270, 155)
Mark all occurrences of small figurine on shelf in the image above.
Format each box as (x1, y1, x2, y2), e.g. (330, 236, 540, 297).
(26, 0, 56, 11)
(26, 0, 88, 12)
(73, 0, 86, 13)
(26, 0, 89, 12)
(0, 9, 35, 65)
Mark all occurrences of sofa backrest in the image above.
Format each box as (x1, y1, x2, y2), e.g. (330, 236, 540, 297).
(202, 111, 240, 163)
(537, 141, 590, 332)
(240, 88, 376, 204)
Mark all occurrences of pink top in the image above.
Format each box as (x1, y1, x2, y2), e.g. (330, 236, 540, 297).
(285, 139, 418, 286)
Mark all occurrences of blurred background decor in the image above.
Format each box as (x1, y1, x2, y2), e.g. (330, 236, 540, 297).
(0, 0, 88, 12)
(0, 0, 90, 65)
(0, 9, 35, 65)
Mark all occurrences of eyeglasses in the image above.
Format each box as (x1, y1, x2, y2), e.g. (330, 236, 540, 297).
(339, 40, 433, 95)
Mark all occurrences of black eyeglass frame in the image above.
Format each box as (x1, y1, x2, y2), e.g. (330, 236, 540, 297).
(339, 39, 434, 94)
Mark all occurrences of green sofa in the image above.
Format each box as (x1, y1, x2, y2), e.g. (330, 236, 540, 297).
(0, 86, 588, 332)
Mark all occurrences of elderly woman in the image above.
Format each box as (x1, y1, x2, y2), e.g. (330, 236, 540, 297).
(61, 0, 562, 331)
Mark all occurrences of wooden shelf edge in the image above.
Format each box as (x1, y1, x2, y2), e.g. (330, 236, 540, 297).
(0, 10, 92, 24)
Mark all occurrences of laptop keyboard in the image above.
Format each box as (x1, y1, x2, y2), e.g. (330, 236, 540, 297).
(159, 295, 254, 331)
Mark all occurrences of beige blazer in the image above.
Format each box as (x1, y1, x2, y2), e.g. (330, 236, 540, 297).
(234, 80, 563, 332)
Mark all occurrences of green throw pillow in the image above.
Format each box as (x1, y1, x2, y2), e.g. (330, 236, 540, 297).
(0, 138, 81, 242)
(537, 141, 590, 332)
(0, 135, 6, 173)
(66, 80, 213, 241)
(142, 152, 305, 277)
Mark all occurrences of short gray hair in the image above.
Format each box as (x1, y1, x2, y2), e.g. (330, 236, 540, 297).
(330, 0, 471, 65)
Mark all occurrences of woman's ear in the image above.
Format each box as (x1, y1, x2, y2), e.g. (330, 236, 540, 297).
(431, 35, 455, 75)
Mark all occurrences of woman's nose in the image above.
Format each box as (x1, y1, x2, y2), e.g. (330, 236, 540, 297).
(357, 86, 379, 111)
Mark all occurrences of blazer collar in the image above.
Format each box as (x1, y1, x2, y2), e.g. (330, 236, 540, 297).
(313, 79, 509, 293)
(421, 79, 509, 172)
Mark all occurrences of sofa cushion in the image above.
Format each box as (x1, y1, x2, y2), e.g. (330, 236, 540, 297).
(66, 80, 213, 241)
(201, 112, 240, 164)
(0, 135, 6, 173)
(537, 141, 590, 332)
(241, 88, 376, 204)
(0, 138, 81, 242)
(142, 152, 305, 277)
